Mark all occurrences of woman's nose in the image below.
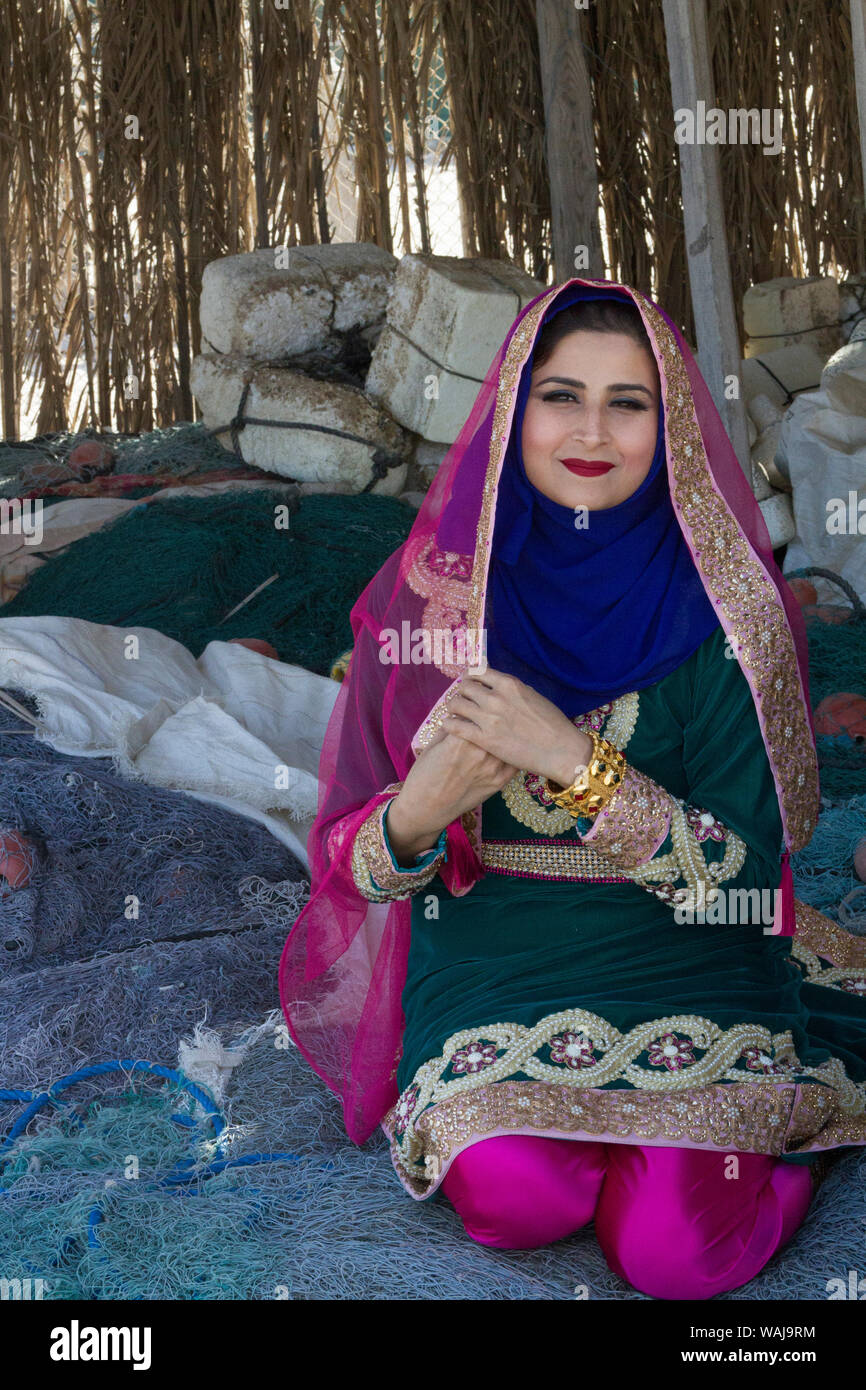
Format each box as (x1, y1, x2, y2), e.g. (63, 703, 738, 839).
(571, 408, 607, 444)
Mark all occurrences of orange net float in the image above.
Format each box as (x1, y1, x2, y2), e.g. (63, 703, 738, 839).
(228, 637, 280, 660)
(813, 692, 866, 741)
(787, 566, 865, 628)
(67, 440, 115, 479)
(0, 829, 37, 893)
(787, 577, 817, 607)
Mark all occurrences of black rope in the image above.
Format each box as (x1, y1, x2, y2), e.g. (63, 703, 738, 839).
(228, 381, 252, 460)
(786, 566, 866, 621)
(751, 359, 819, 408)
(383, 322, 488, 384)
(200, 379, 406, 493)
(744, 318, 850, 340)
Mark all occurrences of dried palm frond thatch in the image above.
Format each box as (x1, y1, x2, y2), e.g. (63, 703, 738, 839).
(0, 0, 862, 438)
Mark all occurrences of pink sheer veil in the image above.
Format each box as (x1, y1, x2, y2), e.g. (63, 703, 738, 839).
(278, 276, 819, 1145)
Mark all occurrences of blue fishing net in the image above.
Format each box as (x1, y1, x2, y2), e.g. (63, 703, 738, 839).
(0, 703, 303, 969)
(1, 981, 862, 1302)
(1, 700, 865, 1300)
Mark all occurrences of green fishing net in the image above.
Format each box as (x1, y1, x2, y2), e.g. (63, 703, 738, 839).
(0, 489, 416, 676)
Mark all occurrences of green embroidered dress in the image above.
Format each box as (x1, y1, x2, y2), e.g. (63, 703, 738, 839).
(359, 626, 866, 1198)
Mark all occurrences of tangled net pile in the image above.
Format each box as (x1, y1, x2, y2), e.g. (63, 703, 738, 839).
(0, 490, 415, 675)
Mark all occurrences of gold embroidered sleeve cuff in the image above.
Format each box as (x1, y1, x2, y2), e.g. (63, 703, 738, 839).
(350, 794, 447, 902)
(580, 764, 672, 869)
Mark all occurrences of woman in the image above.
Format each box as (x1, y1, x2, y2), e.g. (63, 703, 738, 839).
(280, 278, 866, 1300)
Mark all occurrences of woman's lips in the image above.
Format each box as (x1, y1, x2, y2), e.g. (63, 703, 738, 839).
(559, 458, 615, 476)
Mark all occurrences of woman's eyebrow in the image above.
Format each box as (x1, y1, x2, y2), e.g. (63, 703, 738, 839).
(533, 376, 655, 396)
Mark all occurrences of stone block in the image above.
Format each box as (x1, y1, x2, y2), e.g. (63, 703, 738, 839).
(366, 254, 545, 442)
(744, 275, 841, 357)
(743, 276, 839, 342)
(838, 274, 866, 343)
(739, 345, 827, 413)
(200, 243, 398, 358)
(411, 438, 450, 487)
(745, 327, 841, 358)
(190, 352, 408, 494)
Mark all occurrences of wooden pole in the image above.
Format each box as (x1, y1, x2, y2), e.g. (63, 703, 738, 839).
(661, 0, 752, 477)
(249, 0, 268, 248)
(0, 174, 16, 438)
(535, 0, 603, 282)
(851, 0, 866, 240)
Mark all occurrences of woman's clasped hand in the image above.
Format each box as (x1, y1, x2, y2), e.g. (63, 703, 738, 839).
(442, 667, 592, 788)
(385, 667, 592, 866)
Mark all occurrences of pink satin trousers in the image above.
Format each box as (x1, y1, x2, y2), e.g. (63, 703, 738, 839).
(440, 1135, 813, 1299)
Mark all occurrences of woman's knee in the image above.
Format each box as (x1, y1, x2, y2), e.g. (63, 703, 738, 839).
(597, 1200, 722, 1300)
(594, 1144, 812, 1301)
(442, 1134, 608, 1250)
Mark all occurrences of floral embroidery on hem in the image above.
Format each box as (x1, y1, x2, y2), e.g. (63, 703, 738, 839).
(449, 1041, 498, 1075)
(647, 1033, 696, 1071)
(389, 1006, 865, 1186)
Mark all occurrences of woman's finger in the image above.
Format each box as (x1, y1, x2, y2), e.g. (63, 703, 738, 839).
(444, 716, 493, 749)
(445, 714, 483, 738)
(463, 666, 510, 690)
(447, 698, 485, 726)
(461, 672, 497, 695)
(452, 684, 487, 710)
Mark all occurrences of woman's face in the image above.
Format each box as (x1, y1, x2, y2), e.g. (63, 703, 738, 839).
(521, 329, 661, 511)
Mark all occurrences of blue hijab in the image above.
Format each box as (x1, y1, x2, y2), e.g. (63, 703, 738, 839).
(484, 286, 720, 718)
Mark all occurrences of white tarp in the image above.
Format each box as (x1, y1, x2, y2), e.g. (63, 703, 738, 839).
(0, 615, 339, 867)
(779, 339, 866, 603)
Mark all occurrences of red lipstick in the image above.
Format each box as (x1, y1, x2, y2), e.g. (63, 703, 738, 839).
(559, 458, 615, 476)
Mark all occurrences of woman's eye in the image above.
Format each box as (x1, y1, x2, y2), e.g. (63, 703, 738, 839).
(540, 392, 649, 410)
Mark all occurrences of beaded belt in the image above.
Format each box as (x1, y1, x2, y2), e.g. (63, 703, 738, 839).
(480, 838, 632, 883)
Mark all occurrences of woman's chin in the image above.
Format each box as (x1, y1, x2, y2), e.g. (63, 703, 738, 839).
(530, 471, 620, 513)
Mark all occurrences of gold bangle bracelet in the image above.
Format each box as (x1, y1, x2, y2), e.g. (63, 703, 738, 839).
(543, 731, 626, 820)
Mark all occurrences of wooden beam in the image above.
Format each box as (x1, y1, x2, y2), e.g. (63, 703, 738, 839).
(661, 0, 752, 478)
(535, 0, 603, 282)
(851, 0, 866, 223)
